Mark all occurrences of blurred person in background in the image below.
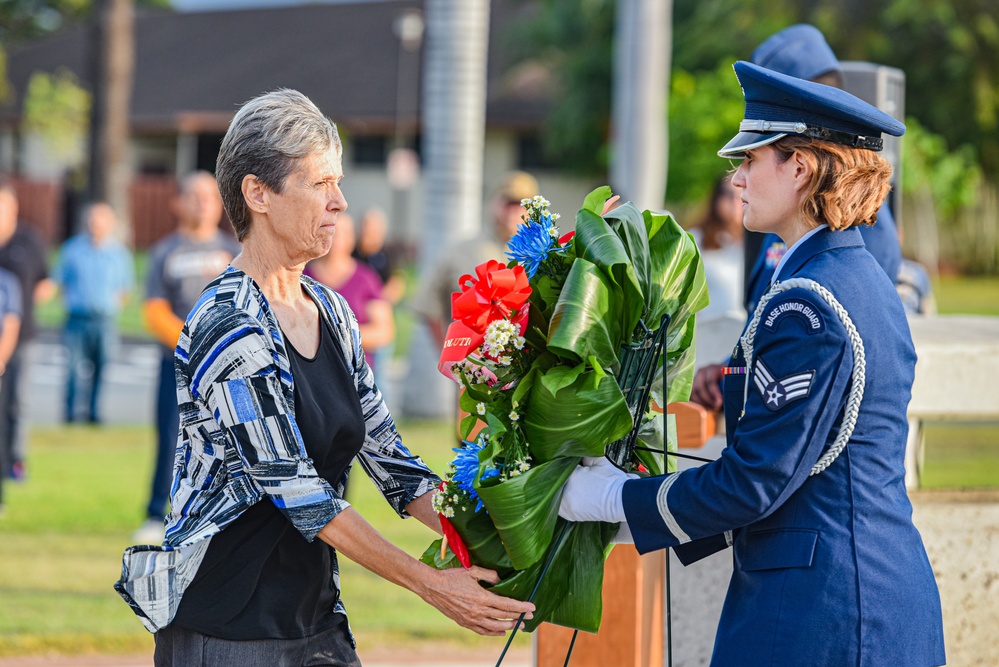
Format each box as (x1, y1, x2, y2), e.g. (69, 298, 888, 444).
(132, 172, 240, 545)
(0, 264, 21, 515)
(115, 89, 533, 665)
(689, 175, 745, 321)
(0, 179, 53, 483)
(54, 202, 134, 425)
(414, 171, 538, 346)
(353, 207, 405, 410)
(307, 213, 394, 375)
(354, 207, 405, 305)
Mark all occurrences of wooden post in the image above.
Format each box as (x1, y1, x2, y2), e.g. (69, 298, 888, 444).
(535, 546, 664, 667)
(534, 402, 713, 666)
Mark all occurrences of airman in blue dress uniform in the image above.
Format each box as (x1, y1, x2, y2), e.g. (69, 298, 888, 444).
(559, 62, 946, 667)
(742, 24, 902, 316)
(692, 24, 906, 412)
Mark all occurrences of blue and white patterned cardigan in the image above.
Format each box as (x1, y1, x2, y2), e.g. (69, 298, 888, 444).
(115, 266, 440, 633)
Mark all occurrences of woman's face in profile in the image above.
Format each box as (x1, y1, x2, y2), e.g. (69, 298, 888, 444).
(266, 149, 348, 261)
(730, 145, 802, 241)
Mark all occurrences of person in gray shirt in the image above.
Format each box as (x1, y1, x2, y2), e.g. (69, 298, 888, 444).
(132, 172, 240, 544)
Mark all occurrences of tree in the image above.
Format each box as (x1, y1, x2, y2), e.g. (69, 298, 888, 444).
(87, 0, 133, 238)
(0, 0, 166, 43)
(517, 0, 999, 189)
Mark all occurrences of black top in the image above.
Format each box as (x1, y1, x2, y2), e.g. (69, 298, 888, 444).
(173, 312, 366, 639)
(0, 224, 49, 342)
(353, 248, 395, 285)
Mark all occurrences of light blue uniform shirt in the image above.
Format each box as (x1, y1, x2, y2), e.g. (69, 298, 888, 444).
(54, 234, 134, 316)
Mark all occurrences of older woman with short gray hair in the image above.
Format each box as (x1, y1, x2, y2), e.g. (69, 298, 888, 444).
(116, 89, 533, 667)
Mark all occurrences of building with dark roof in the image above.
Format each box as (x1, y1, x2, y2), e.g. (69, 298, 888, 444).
(0, 1, 592, 245)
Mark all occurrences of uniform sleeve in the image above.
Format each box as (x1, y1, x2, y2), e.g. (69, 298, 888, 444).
(623, 288, 855, 553)
(185, 305, 345, 542)
(334, 291, 441, 517)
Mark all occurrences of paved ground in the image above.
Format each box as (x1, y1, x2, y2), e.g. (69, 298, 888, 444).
(0, 646, 531, 667)
(24, 332, 160, 427)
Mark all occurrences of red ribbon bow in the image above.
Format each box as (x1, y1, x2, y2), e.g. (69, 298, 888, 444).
(451, 260, 531, 334)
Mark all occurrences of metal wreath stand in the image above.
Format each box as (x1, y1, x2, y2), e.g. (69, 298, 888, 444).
(496, 312, 705, 667)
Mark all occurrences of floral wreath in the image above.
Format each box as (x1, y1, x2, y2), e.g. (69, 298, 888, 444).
(422, 187, 708, 633)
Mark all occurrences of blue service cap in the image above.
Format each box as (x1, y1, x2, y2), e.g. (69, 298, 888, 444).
(752, 24, 840, 81)
(718, 61, 906, 159)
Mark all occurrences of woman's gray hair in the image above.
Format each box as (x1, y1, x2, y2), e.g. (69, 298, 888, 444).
(216, 89, 341, 241)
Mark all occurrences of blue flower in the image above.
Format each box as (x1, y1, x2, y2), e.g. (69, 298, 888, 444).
(506, 216, 558, 279)
(452, 440, 500, 512)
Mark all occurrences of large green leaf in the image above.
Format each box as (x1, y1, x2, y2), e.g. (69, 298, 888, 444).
(475, 457, 578, 570)
(646, 215, 708, 330)
(447, 500, 514, 574)
(547, 258, 622, 369)
(581, 185, 613, 215)
(604, 203, 652, 319)
(574, 208, 644, 340)
(523, 363, 634, 463)
(489, 520, 617, 632)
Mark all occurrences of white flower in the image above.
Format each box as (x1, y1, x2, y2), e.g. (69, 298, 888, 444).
(509, 410, 519, 421)
(476, 402, 486, 415)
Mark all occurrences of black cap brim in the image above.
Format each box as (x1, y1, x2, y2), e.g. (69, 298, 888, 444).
(717, 131, 787, 159)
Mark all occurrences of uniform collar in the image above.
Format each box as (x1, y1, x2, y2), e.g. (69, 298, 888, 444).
(772, 225, 864, 284)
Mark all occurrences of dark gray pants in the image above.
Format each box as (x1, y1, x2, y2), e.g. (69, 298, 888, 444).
(154, 622, 362, 667)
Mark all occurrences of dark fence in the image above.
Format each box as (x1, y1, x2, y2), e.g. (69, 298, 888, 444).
(12, 175, 189, 250)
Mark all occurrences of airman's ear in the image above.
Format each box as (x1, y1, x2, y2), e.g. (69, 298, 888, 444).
(791, 150, 813, 192)
(241, 175, 269, 215)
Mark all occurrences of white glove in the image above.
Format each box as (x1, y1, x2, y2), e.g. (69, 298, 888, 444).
(558, 457, 637, 523)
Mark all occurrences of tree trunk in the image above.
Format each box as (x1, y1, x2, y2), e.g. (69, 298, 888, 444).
(88, 0, 134, 241)
(402, 0, 491, 418)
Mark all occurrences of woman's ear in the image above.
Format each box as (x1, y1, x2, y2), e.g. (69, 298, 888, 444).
(241, 174, 269, 215)
(791, 150, 813, 192)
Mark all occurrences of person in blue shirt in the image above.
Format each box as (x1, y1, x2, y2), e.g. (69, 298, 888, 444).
(53, 202, 134, 424)
(692, 24, 904, 411)
(0, 265, 22, 512)
(559, 62, 945, 666)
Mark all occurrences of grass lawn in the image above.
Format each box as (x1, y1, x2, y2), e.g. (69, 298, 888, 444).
(921, 421, 999, 489)
(933, 274, 999, 316)
(0, 421, 528, 658)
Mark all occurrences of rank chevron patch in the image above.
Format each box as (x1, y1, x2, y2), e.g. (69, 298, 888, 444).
(753, 358, 816, 411)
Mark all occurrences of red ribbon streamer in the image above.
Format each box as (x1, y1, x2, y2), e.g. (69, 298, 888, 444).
(437, 483, 472, 568)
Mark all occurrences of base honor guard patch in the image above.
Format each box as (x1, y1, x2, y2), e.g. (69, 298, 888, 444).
(763, 297, 825, 334)
(754, 358, 815, 411)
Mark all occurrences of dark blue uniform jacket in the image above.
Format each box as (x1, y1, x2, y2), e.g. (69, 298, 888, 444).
(623, 226, 945, 667)
(744, 202, 902, 315)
